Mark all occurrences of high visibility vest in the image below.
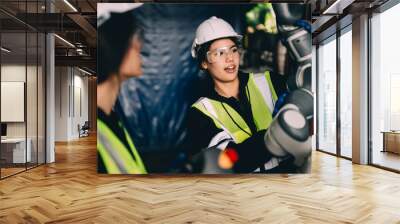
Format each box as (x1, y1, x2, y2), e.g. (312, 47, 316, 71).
(97, 118, 147, 174)
(192, 71, 278, 145)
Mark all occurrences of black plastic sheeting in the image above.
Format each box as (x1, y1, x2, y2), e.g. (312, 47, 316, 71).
(115, 4, 254, 166)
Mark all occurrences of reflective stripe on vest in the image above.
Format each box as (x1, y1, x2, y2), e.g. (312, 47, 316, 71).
(97, 118, 147, 174)
(194, 98, 252, 144)
(247, 71, 278, 131)
(192, 71, 277, 144)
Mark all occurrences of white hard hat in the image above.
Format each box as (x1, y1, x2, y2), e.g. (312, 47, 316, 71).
(97, 3, 143, 27)
(191, 16, 242, 58)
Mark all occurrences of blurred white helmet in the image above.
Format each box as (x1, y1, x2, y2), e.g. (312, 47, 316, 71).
(191, 16, 242, 58)
(97, 3, 143, 27)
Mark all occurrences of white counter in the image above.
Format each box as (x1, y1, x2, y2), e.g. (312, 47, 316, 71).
(1, 138, 32, 163)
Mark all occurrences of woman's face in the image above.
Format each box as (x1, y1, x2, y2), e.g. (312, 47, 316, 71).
(201, 38, 240, 83)
(119, 35, 143, 79)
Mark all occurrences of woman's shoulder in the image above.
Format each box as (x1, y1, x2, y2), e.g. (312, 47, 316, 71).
(187, 102, 216, 124)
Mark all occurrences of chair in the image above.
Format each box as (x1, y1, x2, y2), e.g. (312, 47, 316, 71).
(78, 121, 90, 138)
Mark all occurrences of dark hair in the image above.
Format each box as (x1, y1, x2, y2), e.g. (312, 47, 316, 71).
(98, 12, 143, 84)
(195, 37, 241, 70)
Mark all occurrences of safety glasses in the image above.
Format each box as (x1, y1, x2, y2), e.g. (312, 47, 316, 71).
(206, 45, 241, 63)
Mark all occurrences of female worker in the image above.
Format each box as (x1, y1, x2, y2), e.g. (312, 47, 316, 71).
(97, 9, 147, 174)
(187, 16, 297, 173)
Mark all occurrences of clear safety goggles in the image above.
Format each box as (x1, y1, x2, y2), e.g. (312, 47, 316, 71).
(206, 45, 241, 63)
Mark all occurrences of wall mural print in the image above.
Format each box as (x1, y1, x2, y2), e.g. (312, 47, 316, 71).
(97, 3, 313, 174)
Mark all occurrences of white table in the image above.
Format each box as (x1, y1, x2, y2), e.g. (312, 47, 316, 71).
(1, 138, 31, 163)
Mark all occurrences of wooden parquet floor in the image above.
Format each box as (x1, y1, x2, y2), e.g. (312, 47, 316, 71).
(1, 134, 400, 224)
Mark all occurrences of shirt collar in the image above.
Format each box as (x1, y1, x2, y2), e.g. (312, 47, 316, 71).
(207, 71, 249, 102)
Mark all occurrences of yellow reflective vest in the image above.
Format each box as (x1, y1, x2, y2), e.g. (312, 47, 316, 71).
(192, 71, 278, 144)
(97, 118, 147, 174)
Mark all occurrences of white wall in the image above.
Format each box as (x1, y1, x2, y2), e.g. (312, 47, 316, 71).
(54, 67, 69, 141)
(1, 63, 45, 164)
(1, 65, 26, 81)
(1, 66, 26, 132)
(72, 73, 89, 138)
(54, 66, 89, 141)
(1, 82, 25, 122)
(1, 65, 26, 140)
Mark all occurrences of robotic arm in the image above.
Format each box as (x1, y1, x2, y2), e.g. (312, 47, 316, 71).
(264, 3, 313, 167)
(273, 3, 312, 92)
